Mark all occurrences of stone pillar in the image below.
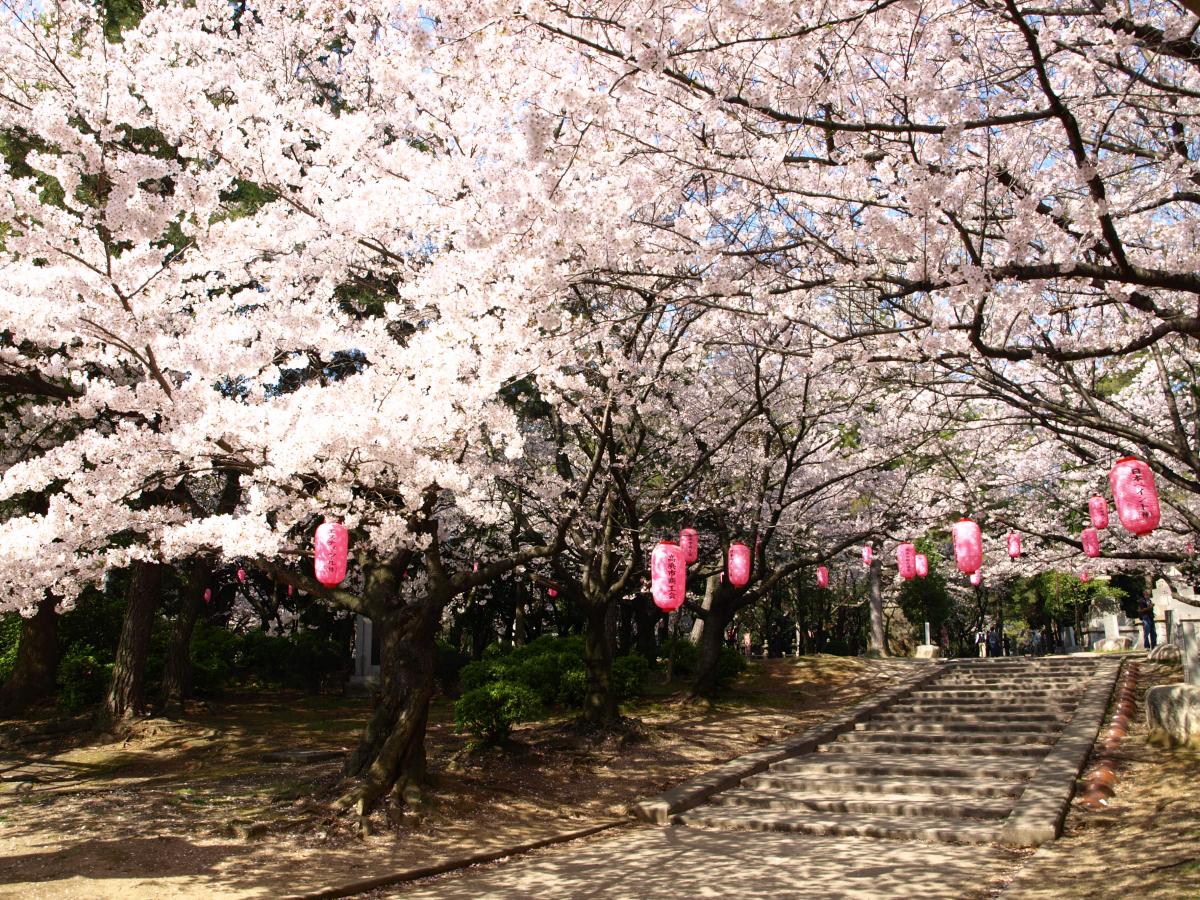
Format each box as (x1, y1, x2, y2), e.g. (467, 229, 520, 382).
(1181, 622, 1200, 687)
(1104, 614, 1120, 641)
(1064, 626, 1076, 650)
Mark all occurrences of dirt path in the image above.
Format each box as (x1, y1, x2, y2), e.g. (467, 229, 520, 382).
(0, 656, 916, 899)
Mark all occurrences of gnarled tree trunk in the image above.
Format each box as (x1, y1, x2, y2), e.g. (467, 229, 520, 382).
(0, 593, 59, 716)
(339, 557, 441, 814)
(105, 561, 163, 721)
(581, 598, 618, 726)
(690, 599, 734, 699)
(159, 556, 213, 713)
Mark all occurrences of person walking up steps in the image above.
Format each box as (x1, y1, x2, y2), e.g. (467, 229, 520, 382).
(1138, 591, 1157, 649)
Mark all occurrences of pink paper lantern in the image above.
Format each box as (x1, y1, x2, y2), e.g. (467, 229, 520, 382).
(1007, 533, 1021, 559)
(237, 567, 246, 583)
(314, 520, 349, 587)
(896, 543, 917, 580)
(651, 540, 687, 611)
(1108, 457, 1160, 536)
(915, 554, 928, 578)
(727, 542, 751, 588)
(548, 588, 557, 597)
(1080, 570, 1090, 583)
(1088, 495, 1109, 530)
(952, 519, 983, 575)
(203, 588, 212, 603)
(862, 545, 873, 567)
(287, 584, 294, 597)
(1082, 526, 1101, 558)
(969, 571, 982, 587)
(816, 565, 829, 589)
(680, 528, 699, 565)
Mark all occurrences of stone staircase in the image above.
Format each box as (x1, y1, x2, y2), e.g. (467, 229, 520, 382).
(677, 657, 1105, 845)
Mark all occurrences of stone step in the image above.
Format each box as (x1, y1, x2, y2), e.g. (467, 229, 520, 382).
(772, 752, 1034, 781)
(742, 772, 1025, 800)
(839, 728, 1057, 746)
(910, 688, 1083, 700)
(855, 719, 1061, 735)
(920, 680, 1086, 689)
(676, 806, 1003, 845)
(889, 697, 1076, 710)
(822, 739, 1049, 759)
(872, 709, 1066, 724)
(713, 788, 1015, 821)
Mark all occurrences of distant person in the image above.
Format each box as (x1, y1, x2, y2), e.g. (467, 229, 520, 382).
(976, 629, 987, 658)
(1138, 592, 1157, 649)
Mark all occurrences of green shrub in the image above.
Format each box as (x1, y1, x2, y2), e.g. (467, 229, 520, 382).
(57, 643, 113, 712)
(189, 621, 237, 694)
(658, 636, 699, 675)
(556, 667, 587, 706)
(454, 680, 542, 744)
(715, 645, 748, 690)
(612, 654, 650, 699)
(0, 613, 20, 684)
(434, 639, 469, 693)
(289, 630, 347, 692)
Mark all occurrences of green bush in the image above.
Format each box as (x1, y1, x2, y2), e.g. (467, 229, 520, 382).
(658, 636, 699, 675)
(612, 654, 650, 699)
(0, 613, 20, 684)
(715, 645, 748, 690)
(434, 639, 469, 693)
(57, 643, 113, 712)
(189, 621, 237, 694)
(458, 635, 648, 713)
(454, 680, 542, 744)
(556, 667, 587, 706)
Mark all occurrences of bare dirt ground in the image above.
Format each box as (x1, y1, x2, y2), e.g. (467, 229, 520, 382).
(0, 655, 917, 899)
(997, 657, 1200, 898)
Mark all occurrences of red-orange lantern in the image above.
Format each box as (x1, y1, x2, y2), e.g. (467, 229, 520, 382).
(728, 542, 751, 588)
(896, 543, 917, 580)
(1082, 527, 1101, 558)
(548, 587, 558, 598)
(970, 571, 982, 587)
(1108, 457, 1161, 536)
(203, 588, 212, 603)
(1088, 495, 1109, 530)
(287, 584, 294, 597)
(915, 553, 928, 578)
(314, 521, 349, 587)
(952, 518, 983, 575)
(816, 565, 829, 588)
(651, 540, 687, 610)
(862, 545, 873, 567)
(1007, 533, 1021, 559)
(237, 567, 246, 583)
(680, 528, 699, 565)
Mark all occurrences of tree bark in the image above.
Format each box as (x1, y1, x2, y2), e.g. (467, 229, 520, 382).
(690, 600, 734, 699)
(159, 555, 213, 713)
(634, 595, 659, 663)
(868, 557, 888, 656)
(339, 558, 440, 814)
(0, 593, 59, 716)
(689, 574, 719, 643)
(580, 598, 618, 726)
(105, 561, 163, 721)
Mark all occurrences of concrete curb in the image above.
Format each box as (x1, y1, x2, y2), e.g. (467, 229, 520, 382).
(287, 819, 627, 899)
(629, 661, 948, 825)
(999, 659, 1121, 848)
